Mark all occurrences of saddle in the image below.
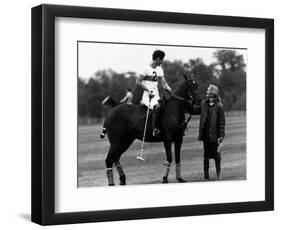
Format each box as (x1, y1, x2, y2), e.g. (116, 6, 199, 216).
(129, 95, 166, 132)
(132, 91, 171, 127)
(128, 92, 190, 137)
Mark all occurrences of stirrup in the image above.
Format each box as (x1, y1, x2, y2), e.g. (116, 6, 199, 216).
(153, 128, 161, 137)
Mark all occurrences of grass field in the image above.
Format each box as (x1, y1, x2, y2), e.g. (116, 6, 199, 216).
(78, 115, 246, 187)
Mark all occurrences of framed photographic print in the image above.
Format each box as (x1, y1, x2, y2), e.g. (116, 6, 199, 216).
(31, 4, 274, 225)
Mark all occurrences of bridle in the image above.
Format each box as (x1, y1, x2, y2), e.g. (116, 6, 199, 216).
(171, 82, 195, 129)
(173, 91, 193, 104)
(171, 83, 194, 105)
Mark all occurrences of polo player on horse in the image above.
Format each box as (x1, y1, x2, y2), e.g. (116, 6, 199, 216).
(136, 50, 172, 136)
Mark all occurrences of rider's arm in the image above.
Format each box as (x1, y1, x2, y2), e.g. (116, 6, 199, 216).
(160, 75, 171, 92)
(136, 74, 150, 92)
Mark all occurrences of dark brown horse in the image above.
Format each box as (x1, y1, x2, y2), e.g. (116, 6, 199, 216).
(102, 76, 198, 185)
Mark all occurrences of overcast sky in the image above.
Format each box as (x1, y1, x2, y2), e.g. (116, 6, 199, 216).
(78, 42, 246, 79)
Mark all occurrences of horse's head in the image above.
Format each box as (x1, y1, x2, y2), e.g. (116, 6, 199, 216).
(175, 74, 198, 100)
(183, 74, 198, 99)
(171, 74, 198, 113)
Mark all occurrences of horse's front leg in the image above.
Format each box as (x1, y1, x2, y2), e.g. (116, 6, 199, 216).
(162, 140, 172, 183)
(175, 136, 186, 183)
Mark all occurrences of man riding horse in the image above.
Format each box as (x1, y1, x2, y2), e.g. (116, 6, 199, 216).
(136, 50, 172, 137)
(101, 51, 198, 186)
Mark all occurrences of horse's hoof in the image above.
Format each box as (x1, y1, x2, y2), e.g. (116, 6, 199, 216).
(162, 176, 168, 184)
(109, 183, 115, 186)
(176, 177, 186, 183)
(120, 175, 126, 185)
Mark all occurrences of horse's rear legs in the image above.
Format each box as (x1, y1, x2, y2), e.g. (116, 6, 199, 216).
(105, 136, 135, 186)
(105, 157, 126, 186)
(105, 148, 115, 186)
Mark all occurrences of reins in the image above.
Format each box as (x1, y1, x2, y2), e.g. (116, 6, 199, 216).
(169, 86, 193, 105)
(165, 86, 194, 131)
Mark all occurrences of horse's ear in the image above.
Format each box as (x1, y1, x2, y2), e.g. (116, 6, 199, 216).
(183, 74, 188, 80)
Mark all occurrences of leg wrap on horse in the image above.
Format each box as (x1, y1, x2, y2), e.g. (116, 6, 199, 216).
(204, 158, 209, 180)
(176, 163, 181, 179)
(115, 162, 126, 185)
(106, 168, 114, 186)
(162, 162, 170, 184)
(115, 162, 125, 177)
(176, 163, 186, 183)
(163, 161, 171, 178)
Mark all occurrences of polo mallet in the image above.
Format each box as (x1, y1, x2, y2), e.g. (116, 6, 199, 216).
(137, 91, 153, 161)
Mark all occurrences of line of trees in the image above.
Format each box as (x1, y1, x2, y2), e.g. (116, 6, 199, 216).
(78, 50, 246, 121)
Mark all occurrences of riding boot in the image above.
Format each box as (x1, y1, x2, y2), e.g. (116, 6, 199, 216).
(106, 168, 114, 186)
(152, 105, 161, 136)
(215, 153, 221, 179)
(204, 158, 209, 180)
(162, 161, 170, 183)
(115, 162, 126, 185)
(176, 163, 186, 182)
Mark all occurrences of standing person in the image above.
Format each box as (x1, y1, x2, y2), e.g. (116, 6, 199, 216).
(192, 84, 225, 180)
(120, 88, 133, 104)
(136, 50, 171, 136)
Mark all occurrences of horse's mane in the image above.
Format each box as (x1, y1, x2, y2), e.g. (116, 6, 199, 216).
(164, 79, 195, 115)
(174, 81, 188, 98)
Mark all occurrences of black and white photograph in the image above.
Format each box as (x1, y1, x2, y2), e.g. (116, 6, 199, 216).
(77, 41, 247, 187)
(29, 3, 274, 226)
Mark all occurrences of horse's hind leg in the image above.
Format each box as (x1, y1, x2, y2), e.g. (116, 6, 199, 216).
(114, 135, 135, 185)
(114, 161, 126, 185)
(106, 135, 135, 186)
(105, 144, 119, 186)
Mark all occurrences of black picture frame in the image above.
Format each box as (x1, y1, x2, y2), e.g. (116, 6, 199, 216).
(31, 4, 274, 225)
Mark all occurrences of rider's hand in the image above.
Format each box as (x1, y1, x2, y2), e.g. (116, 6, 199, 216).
(148, 91, 155, 100)
(146, 90, 152, 95)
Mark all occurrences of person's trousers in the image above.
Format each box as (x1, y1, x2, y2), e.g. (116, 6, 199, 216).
(203, 140, 221, 178)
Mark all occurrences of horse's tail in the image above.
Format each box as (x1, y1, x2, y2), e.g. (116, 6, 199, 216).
(100, 96, 118, 139)
(100, 126, 107, 139)
(101, 96, 118, 108)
